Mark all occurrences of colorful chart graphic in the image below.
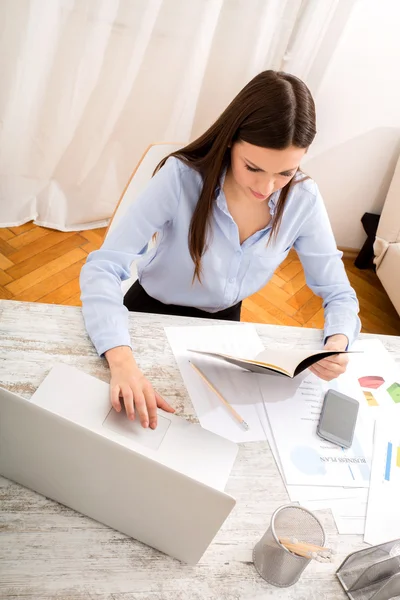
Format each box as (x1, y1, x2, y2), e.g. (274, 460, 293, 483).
(384, 442, 400, 481)
(358, 375, 385, 389)
(385, 442, 392, 481)
(387, 382, 400, 404)
(363, 391, 379, 407)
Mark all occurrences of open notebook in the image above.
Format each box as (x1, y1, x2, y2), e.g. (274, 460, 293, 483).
(189, 347, 350, 378)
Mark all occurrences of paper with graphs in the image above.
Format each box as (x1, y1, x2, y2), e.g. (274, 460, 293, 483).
(260, 371, 374, 487)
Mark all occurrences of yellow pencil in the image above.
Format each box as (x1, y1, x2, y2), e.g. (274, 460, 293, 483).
(189, 360, 249, 430)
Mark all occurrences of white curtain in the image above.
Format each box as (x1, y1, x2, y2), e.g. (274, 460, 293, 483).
(0, 0, 346, 231)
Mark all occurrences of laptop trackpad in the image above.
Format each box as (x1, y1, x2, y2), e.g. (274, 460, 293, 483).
(102, 410, 171, 451)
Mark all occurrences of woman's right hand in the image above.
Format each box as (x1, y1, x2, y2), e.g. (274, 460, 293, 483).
(105, 346, 175, 429)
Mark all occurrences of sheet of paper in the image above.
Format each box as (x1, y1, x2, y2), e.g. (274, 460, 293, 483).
(165, 324, 271, 443)
(345, 339, 400, 411)
(253, 387, 365, 503)
(281, 343, 399, 500)
(288, 486, 368, 504)
(364, 412, 400, 545)
(260, 371, 374, 487)
(333, 515, 366, 535)
(331, 499, 367, 535)
(302, 496, 367, 534)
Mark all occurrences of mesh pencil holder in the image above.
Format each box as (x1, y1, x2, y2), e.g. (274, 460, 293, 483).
(252, 504, 326, 588)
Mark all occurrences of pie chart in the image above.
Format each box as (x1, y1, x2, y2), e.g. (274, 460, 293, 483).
(358, 375, 385, 389)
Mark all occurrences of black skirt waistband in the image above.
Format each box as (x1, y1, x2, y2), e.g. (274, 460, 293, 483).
(123, 280, 241, 322)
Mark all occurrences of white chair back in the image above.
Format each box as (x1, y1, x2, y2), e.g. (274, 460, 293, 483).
(106, 143, 182, 293)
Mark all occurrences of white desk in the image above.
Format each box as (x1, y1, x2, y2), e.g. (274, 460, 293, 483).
(1, 299, 400, 600)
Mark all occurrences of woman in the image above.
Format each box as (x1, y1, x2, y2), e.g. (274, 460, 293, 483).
(80, 70, 360, 430)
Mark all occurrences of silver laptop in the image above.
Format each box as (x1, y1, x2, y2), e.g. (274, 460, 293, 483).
(0, 364, 238, 564)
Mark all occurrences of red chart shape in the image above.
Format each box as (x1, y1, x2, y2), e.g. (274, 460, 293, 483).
(358, 375, 385, 389)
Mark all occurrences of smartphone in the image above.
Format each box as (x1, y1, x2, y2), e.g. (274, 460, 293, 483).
(317, 389, 359, 448)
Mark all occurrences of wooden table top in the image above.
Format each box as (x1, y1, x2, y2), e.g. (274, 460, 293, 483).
(1, 299, 399, 600)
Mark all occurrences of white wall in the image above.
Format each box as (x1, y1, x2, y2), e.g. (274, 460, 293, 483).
(302, 0, 400, 249)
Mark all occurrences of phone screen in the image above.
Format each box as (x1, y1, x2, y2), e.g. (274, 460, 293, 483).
(318, 390, 359, 446)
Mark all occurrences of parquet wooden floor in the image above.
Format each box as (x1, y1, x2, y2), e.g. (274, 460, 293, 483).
(1, 223, 400, 336)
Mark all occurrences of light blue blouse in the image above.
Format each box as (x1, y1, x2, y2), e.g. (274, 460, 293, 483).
(80, 157, 360, 356)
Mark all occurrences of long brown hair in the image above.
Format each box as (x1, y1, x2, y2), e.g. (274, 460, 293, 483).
(155, 70, 316, 282)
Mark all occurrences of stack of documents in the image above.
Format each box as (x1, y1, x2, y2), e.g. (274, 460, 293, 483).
(165, 325, 400, 543)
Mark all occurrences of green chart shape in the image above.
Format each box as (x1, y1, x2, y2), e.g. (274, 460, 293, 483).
(387, 382, 400, 404)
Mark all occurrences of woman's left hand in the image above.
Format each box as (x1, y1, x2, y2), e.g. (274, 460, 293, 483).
(309, 334, 349, 381)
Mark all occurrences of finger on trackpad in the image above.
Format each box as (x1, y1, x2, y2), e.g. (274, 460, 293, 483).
(102, 410, 171, 451)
